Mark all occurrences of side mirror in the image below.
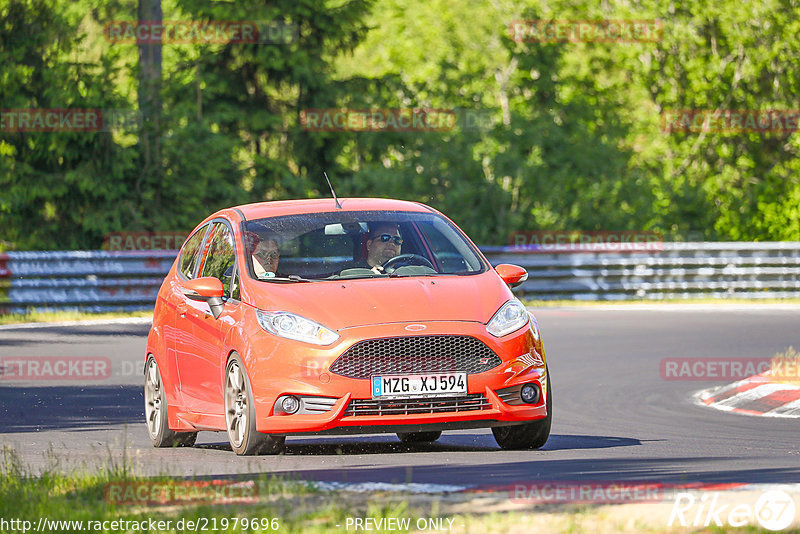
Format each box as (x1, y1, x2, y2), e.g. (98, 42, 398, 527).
(495, 264, 528, 288)
(181, 277, 225, 319)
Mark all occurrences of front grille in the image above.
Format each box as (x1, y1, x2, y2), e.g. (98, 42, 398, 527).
(344, 394, 490, 417)
(329, 335, 501, 379)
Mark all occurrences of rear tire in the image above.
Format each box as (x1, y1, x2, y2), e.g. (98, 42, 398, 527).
(144, 357, 197, 447)
(492, 370, 552, 450)
(397, 431, 442, 443)
(224, 354, 285, 455)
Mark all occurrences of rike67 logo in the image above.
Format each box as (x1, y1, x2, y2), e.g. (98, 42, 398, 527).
(669, 490, 796, 531)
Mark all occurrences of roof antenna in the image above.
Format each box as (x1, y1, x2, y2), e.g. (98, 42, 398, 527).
(324, 171, 342, 209)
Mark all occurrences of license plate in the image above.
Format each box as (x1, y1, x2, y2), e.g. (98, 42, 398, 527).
(371, 373, 467, 398)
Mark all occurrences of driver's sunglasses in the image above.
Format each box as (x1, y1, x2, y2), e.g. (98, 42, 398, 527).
(378, 234, 403, 246)
(255, 251, 279, 262)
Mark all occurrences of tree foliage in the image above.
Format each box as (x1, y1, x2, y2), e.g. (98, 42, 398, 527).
(1, 0, 799, 250)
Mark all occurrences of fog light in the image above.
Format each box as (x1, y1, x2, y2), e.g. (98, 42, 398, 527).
(281, 395, 301, 414)
(520, 383, 540, 404)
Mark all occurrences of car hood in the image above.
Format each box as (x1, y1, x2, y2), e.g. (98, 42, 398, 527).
(243, 272, 513, 330)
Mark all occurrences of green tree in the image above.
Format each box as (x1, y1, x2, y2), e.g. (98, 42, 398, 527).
(0, 0, 136, 250)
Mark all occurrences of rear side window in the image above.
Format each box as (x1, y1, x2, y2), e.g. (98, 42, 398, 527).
(201, 223, 237, 297)
(178, 226, 208, 279)
(230, 269, 241, 301)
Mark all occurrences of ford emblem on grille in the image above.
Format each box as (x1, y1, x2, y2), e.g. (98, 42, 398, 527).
(405, 324, 426, 331)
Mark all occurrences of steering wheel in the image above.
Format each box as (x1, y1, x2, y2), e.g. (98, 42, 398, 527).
(381, 254, 435, 274)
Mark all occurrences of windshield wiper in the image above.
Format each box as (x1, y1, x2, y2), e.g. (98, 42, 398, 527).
(331, 273, 386, 280)
(259, 275, 318, 283)
(388, 272, 441, 278)
(388, 271, 475, 277)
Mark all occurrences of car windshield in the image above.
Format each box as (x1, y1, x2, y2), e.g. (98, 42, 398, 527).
(242, 210, 487, 281)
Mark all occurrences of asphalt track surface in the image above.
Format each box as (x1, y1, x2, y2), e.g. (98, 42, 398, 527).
(1, 307, 798, 489)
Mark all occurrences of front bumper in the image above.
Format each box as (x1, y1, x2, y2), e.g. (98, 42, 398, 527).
(250, 320, 548, 435)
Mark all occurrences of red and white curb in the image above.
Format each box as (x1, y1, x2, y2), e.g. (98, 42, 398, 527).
(695, 373, 800, 417)
(312, 480, 798, 498)
(313, 481, 469, 493)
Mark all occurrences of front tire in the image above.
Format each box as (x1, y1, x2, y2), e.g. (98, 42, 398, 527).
(224, 354, 285, 455)
(492, 371, 552, 450)
(397, 431, 442, 443)
(144, 357, 197, 447)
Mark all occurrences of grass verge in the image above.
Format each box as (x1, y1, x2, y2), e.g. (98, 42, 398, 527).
(2, 447, 797, 533)
(522, 297, 800, 307)
(0, 309, 152, 325)
(3, 297, 800, 326)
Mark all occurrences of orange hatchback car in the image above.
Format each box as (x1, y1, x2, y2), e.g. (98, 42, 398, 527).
(144, 198, 551, 455)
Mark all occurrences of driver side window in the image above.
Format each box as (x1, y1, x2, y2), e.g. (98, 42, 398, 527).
(200, 222, 236, 298)
(178, 226, 208, 280)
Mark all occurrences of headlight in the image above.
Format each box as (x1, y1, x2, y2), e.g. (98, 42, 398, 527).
(256, 310, 339, 345)
(486, 299, 529, 337)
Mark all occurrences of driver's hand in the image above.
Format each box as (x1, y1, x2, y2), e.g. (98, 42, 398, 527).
(370, 265, 384, 274)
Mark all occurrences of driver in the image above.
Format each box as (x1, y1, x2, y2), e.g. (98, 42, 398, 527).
(362, 223, 403, 273)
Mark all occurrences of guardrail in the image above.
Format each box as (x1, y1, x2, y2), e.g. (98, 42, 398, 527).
(0, 251, 176, 314)
(2, 243, 800, 313)
(482, 242, 800, 300)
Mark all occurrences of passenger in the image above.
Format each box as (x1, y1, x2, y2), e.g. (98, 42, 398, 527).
(252, 236, 280, 278)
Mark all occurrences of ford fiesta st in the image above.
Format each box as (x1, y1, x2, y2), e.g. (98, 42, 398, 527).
(144, 198, 551, 455)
